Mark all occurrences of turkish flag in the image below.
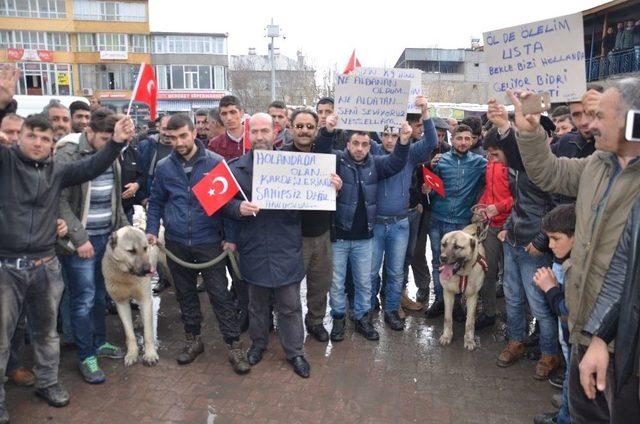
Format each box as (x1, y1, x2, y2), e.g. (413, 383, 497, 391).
(422, 165, 445, 197)
(342, 49, 361, 75)
(131, 63, 158, 120)
(243, 118, 251, 152)
(192, 161, 240, 216)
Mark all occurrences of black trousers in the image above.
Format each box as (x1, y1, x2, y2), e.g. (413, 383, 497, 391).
(165, 240, 240, 343)
(248, 282, 304, 359)
(569, 344, 640, 424)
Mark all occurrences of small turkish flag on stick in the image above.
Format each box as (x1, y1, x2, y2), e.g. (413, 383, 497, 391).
(127, 63, 157, 120)
(422, 165, 446, 197)
(243, 118, 251, 152)
(192, 161, 246, 216)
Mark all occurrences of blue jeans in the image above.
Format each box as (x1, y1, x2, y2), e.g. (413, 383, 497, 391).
(59, 234, 109, 361)
(428, 219, 465, 301)
(330, 238, 373, 320)
(370, 217, 410, 312)
(502, 242, 557, 355)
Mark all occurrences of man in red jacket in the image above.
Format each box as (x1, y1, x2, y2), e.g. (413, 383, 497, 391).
(207, 95, 247, 160)
(475, 127, 513, 330)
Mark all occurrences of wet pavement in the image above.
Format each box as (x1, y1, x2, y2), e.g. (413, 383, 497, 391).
(4, 275, 557, 424)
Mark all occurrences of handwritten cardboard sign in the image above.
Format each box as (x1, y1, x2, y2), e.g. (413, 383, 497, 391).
(252, 150, 336, 210)
(352, 67, 423, 113)
(483, 13, 586, 102)
(334, 74, 411, 133)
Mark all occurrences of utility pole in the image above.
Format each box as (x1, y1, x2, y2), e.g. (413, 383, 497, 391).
(266, 19, 281, 102)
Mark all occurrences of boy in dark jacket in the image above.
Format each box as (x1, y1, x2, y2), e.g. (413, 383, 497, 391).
(532, 204, 576, 424)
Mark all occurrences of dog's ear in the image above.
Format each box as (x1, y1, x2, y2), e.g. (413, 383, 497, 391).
(108, 231, 118, 249)
(469, 237, 476, 251)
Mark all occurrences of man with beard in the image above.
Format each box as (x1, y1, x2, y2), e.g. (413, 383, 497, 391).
(69, 101, 91, 133)
(424, 124, 487, 319)
(43, 100, 71, 142)
(145, 114, 250, 374)
(0, 113, 23, 147)
(281, 109, 338, 342)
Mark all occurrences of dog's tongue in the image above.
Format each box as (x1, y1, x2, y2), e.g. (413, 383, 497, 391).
(147, 266, 156, 277)
(440, 264, 455, 280)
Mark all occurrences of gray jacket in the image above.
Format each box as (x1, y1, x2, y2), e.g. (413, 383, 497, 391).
(55, 132, 127, 252)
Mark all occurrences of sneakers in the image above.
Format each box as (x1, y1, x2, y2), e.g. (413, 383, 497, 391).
(79, 356, 106, 384)
(35, 383, 70, 408)
(424, 299, 444, 318)
(496, 341, 525, 367)
(8, 367, 35, 386)
(96, 342, 125, 359)
(474, 313, 496, 331)
(355, 316, 379, 341)
(535, 354, 561, 380)
(246, 345, 264, 366)
(384, 310, 405, 331)
(330, 317, 346, 342)
(400, 290, 423, 311)
(548, 367, 565, 389)
(227, 341, 251, 374)
(176, 334, 204, 365)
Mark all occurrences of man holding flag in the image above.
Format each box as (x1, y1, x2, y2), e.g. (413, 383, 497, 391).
(145, 114, 251, 374)
(225, 113, 341, 379)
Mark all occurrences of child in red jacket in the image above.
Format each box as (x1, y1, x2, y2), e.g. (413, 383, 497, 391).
(475, 127, 513, 330)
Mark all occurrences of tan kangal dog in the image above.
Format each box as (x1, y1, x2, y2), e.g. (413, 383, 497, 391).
(438, 224, 487, 351)
(102, 226, 159, 366)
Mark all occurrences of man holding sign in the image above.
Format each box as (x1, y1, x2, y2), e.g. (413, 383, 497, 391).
(226, 113, 341, 378)
(145, 114, 250, 375)
(318, 112, 410, 342)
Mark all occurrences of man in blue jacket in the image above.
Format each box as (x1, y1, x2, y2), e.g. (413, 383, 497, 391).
(224, 113, 341, 378)
(318, 113, 411, 342)
(370, 96, 437, 330)
(145, 114, 250, 375)
(424, 124, 487, 318)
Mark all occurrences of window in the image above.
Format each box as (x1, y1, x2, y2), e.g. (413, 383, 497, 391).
(73, 0, 145, 22)
(77, 33, 95, 52)
(152, 35, 227, 54)
(1, 30, 69, 51)
(153, 65, 225, 90)
(1, 0, 66, 18)
(79, 63, 139, 90)
(96, 33, 127, 51)
(129, 35, 148, 53)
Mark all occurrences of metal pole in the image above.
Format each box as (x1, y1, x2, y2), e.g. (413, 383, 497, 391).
(270, 39, 276, 101)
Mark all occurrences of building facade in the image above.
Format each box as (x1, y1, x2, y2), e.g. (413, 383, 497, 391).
(151, 32, 229, 114)
(394, 46, 488, 104)
(229, 50, 316, 113)
(0, 0, 151, 117)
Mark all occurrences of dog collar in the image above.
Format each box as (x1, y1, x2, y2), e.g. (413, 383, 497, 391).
(458, 254, 489, 293)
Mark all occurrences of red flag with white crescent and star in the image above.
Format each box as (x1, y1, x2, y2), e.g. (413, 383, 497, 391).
(131, 63, 158, 120)
(422, 165, 446, 197)
(243, 118, 251, 152)
(192, 161, 240, 216)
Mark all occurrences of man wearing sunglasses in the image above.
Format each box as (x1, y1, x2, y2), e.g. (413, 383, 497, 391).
(281, 109, 337, 342)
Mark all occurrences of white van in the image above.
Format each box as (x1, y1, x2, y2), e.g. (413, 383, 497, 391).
(13, 95, 90, 117)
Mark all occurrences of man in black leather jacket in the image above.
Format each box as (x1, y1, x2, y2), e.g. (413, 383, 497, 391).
(579, 194, 640, 422)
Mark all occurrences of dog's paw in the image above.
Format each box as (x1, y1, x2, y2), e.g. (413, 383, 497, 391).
(439, 332, 453, 346)
(124, 350, 139, 366)
(464, 334, 477, 351)
(142, 350, 159, 367)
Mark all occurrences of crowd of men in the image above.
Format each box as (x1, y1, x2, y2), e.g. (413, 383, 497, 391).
(0, 61, 639, 424)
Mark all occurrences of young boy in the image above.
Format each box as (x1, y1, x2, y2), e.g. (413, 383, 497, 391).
(475, 127, 513, 330)
(532, 204, 576, 424)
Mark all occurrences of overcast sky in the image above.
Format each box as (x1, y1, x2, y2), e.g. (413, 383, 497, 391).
(150, 0, 607, 75)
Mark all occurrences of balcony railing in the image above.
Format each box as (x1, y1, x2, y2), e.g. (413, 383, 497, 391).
(586, 47, 640, 82)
